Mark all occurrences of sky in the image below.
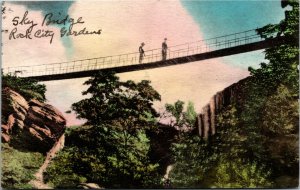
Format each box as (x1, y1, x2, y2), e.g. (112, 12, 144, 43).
(2, 0, 285, 126)
(181, 0, 284, 69)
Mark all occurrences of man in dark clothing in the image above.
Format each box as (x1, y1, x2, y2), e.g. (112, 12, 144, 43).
(162, 38, 168, 61)
(139, 42, 145, 63)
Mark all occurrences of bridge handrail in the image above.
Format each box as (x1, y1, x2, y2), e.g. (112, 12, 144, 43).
(3, 28, 264, 70)
(3, 27, 281, 78)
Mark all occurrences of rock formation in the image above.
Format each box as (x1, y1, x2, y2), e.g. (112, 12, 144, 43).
(1, 87, 66, 152)
(196, 77, 250, 139)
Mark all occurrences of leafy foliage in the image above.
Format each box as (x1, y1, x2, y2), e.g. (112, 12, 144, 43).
(261, 85, 298, 135)
(241, 1, 299, 179)
(46, 72, 162, 188)
(253, 0, 299, 94)
(213, 159, 272, 188)
(71, 72, 160, 128)
(169, 135, 216, 188)
(169, 1, 299, 188)
(164, 100, 197, 130)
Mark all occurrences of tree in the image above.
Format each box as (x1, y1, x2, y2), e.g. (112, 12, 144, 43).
(169, 1, 299, 188)
(251, 0, 299, 95)
(169, 135, 216, 188)
(262, 85, 298, 135)
(164, 100, 197, 130)
(169, 105, 247, 188)
(46, 72, 162, 188)
(71, 71, 160, 131)
(71, 72, 161, 186)
(213, 159, 272, 188)
(243, 0, 299, 164)
(238, 0, 299, 185)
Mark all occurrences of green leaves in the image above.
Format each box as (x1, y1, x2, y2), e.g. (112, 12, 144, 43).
(251, 0, 299, 95)
(46, 72, 162, 188)
(72, 72, 160, 130)
(262, 85, 298, 135)
(170, 2, 299, 187)
(213, 159, 272, 188)
(165, 100, 197, 130)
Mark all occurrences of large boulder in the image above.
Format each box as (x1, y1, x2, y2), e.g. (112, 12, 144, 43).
(1, 88, 66, 152)
(26, 100, 66, 139)
(2, 87, 28, 131)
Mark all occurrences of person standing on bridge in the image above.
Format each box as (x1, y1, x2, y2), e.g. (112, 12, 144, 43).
(139, 42, 145, 63)
(162, 38, 168, 61)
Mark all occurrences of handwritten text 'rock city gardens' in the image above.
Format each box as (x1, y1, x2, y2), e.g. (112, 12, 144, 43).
(9, 11, 102, 44)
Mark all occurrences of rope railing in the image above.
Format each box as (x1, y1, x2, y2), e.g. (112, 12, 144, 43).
(3, 28, 273, 78)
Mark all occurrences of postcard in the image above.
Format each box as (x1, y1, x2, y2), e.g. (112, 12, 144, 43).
(1, 0, 299, 189)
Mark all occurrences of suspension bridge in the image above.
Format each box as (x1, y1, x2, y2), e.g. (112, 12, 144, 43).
(3, 29, 286, 81)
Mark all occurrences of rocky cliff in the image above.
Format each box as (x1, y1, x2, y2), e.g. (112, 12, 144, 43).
(195, 77, 250, 139)
(1, 87, 66, 152)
